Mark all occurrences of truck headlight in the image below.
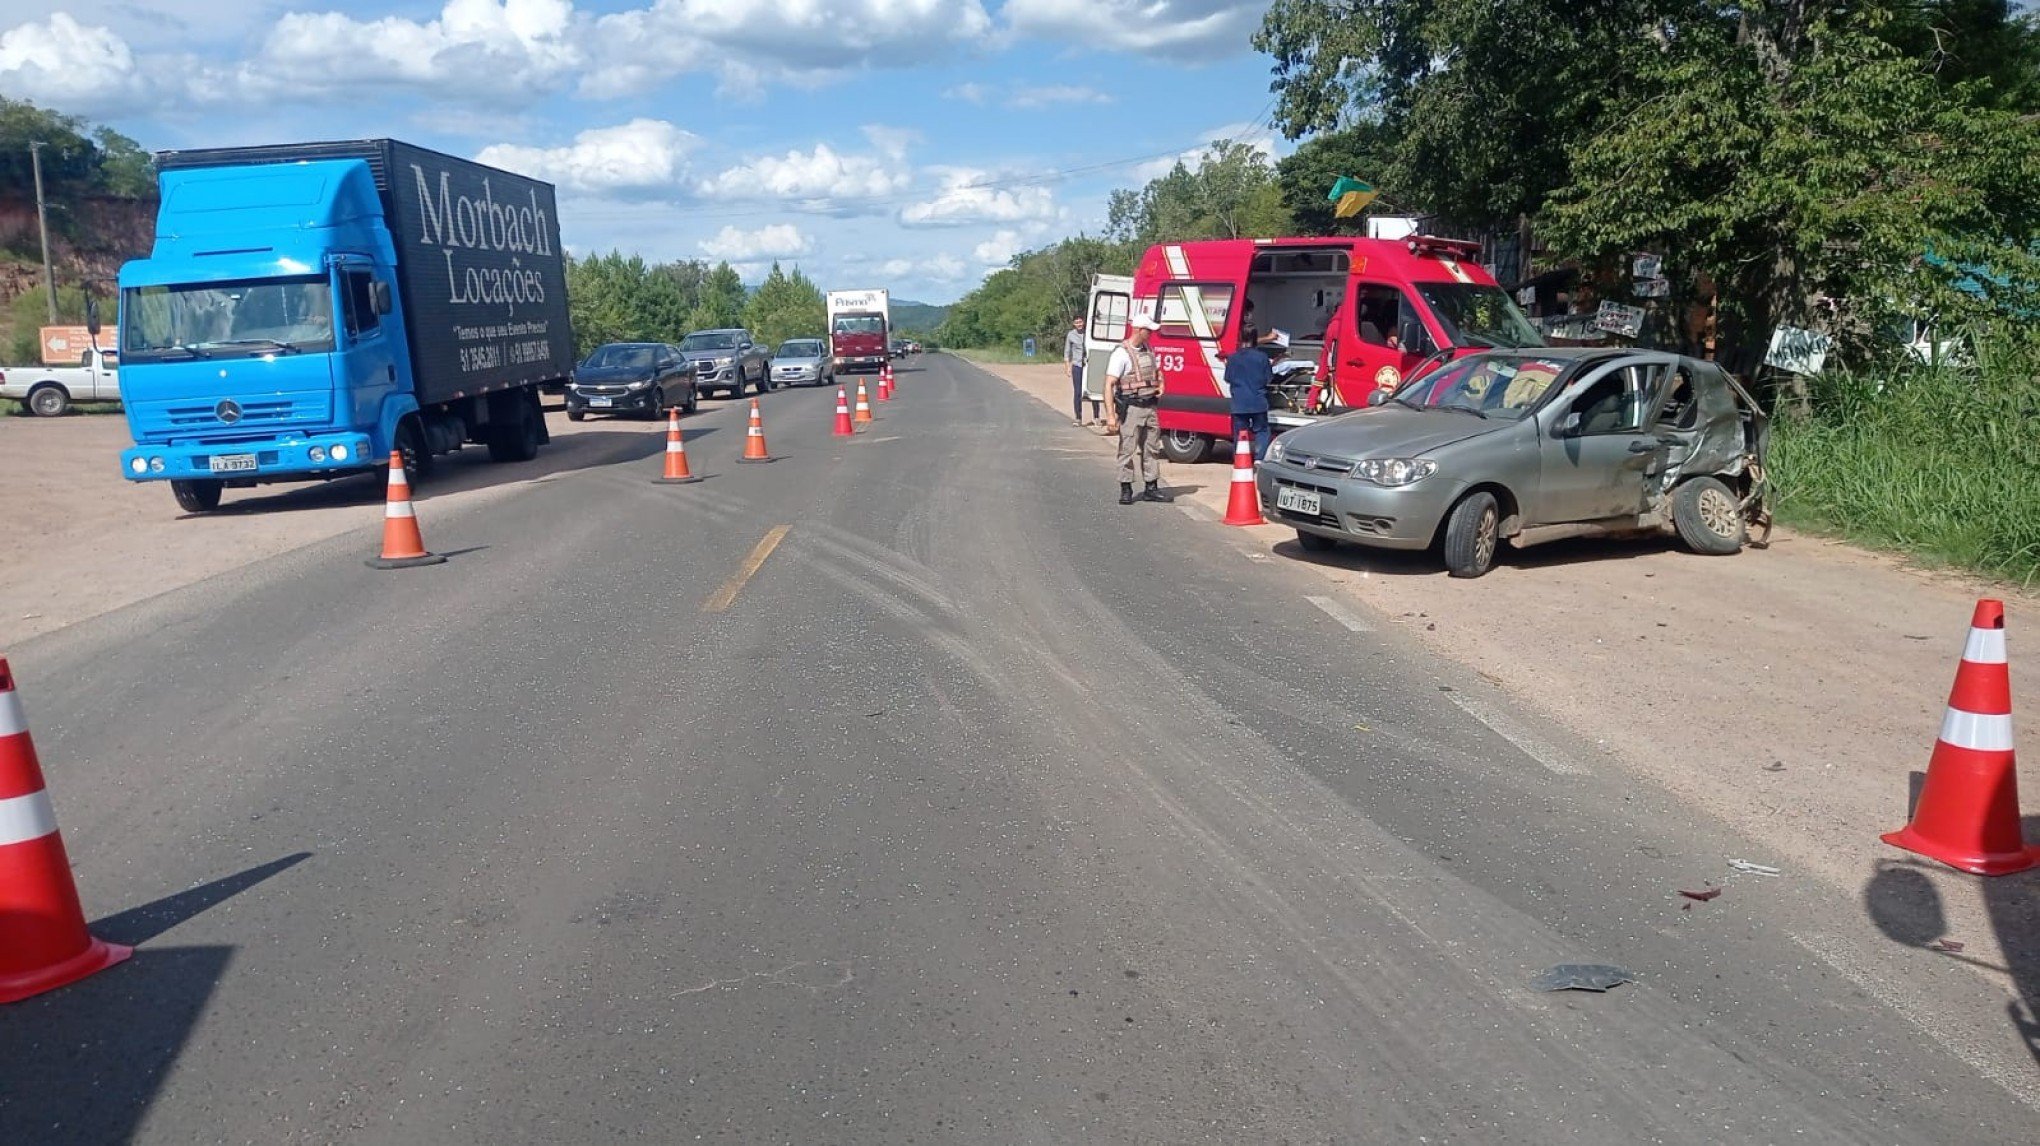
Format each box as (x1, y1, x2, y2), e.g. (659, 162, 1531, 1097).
(1353, 458, 1437, 486)
(714, 357, 733, 368)
(332, 444, 350, 461)
(149, 457, 165, 473)
(309, 446, 327, 463)
(130, 457, 147, 474)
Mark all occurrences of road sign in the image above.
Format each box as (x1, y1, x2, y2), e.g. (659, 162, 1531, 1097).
(1022, 337, 1036, 358)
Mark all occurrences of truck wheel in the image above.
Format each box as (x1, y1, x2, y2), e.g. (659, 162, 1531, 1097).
(27, 384, 71, 417)
(171, 479, 224, 513)
(1160, 430, 1212, 464)
(488, 399, 541, 463)
(1672, 476, 1747, 555)
(397, 417, 434, 484)
(1442, 491, 1501, 579)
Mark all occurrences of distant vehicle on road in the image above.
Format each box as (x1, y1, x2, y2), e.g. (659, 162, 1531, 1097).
(566, 343, 698, 421)
(2, 343, 121, 416)
(827, 288, 890, 374)
(771, 339, 832, 387)
(905, 339, 922, 354)
(114, 138, 572, 513)
(679, 328, 772, 397)
(1257, 347, 1771, 578)
(889, 338, 912, 359)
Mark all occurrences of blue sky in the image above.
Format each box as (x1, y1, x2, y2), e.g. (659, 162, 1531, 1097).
(0, 1, 1286, 303)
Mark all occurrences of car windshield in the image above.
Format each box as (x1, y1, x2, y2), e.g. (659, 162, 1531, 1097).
(779, 341, 822, 357)
(833, 316, 884, 336)
(1416, 284, 1544, 350)
(121, 275, 336, 361)
(681, 332, 740, 351)
(1393, 354, 1571, 419)
(583, 344, 657, 369)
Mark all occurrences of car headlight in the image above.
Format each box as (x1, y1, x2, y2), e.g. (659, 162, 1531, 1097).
(1266, 436, 1289, 464)
(626, 379, 651, 391)
(1353, 458, 1437, 486)
(714, 357, 733, 367)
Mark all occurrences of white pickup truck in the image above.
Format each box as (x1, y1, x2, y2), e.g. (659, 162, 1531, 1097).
(0, 345, 121, 416)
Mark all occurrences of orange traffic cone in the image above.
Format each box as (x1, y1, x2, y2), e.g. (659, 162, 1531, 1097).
(877, 364, 892, 402)
(1222, 431, 1266, 527)
(653, 407, 702, 484)
(0, 657, 132, 1003)
(367, 452, 446, 568)
(832, 388, 855, 437)
(1883, 600, 2039, 875)
(884, 361, 898, 398)
(854, 381, 874, 426)
(739, 398, 775, 463)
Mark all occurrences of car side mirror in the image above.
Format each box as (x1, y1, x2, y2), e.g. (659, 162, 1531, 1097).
(1367, 389, 1391, 407)
(85, 298, 102, 336)
(1556, 412, 1583, 437)
(370, 282, 393, 315)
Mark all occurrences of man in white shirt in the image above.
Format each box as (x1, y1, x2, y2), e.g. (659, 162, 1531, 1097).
(1103, 314, 1171, 505)
(1062, 316, 1088, 426)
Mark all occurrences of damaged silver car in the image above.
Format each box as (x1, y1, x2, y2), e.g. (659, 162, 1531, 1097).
(1255, 348, 1772, 578)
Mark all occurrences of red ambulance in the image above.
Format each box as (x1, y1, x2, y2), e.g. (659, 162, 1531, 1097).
(1102, 235, 1543, 461)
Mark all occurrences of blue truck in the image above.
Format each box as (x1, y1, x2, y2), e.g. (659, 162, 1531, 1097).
(116, 139, 574, 513)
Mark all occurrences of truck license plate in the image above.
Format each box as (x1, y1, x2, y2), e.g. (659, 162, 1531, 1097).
(1276, 486, 1322, 516)
(587, 397, 613, 408)
(209, 454, 258, 473)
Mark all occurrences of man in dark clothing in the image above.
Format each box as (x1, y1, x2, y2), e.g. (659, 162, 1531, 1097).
(1225, 328, 1285, 460)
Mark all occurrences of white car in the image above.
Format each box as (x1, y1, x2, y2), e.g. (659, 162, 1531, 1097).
(1, 346, 121, 416)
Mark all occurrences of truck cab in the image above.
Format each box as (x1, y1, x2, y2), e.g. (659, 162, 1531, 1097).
(1129, 236, 1542, 461)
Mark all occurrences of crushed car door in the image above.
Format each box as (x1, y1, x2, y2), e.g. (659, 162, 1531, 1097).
(1536, 356, 1676, 524)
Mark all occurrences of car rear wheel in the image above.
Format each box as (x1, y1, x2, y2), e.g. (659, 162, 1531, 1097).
(1159, 430, 1212, 464)
(27, 384, 71, 417)
(1442, 491, 1501, 579)
(171, 479, 224, 513)
(1672, 476, 1746, 555)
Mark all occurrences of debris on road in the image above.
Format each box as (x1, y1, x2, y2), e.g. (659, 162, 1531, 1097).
(1532, 964, 1636, 993)
(1730, 859, 1782, 877)
(1678, 887, 1722, 902)
(1929, 939, 1966, 954)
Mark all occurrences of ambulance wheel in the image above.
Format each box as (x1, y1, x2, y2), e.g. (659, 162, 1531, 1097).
(1160, 430, 1212, 464)
(172, 479, 224, 514)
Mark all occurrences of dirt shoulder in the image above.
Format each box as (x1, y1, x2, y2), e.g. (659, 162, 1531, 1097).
(0, 400, 734, 649)
(971, 355, 2039, 1063)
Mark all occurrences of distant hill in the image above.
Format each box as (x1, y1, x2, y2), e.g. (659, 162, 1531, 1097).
(892, 300, 949, 333)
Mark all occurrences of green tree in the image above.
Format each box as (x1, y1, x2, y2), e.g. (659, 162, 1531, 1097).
(742, 262, 826, 348)
(1106, 140, 1292, 246)
(1273, 124, 1397, 236)
(685, 262, 747, 332)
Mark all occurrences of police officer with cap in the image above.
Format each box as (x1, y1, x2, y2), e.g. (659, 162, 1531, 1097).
(1104, 313, 1171, 505)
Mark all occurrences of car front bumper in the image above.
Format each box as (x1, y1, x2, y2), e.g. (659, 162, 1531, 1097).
(568, 387, 664, 413)
(1254, 459, 1464, 550)
(774, 367, 822, 384)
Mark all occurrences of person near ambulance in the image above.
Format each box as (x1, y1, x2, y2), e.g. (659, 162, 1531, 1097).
(1224, 328, 1287, 461)
(1104, 314, 1173, 506)
(1063, 316, 1089, 427)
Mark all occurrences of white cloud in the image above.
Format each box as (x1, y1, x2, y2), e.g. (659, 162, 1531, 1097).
(476, 119, 697, 193)
(973, 229, 1025, 266)
(698, 143, 912, 209)
(879, 254, 969, 282)
(901, 167, 1058, 227)
(1002, 0, 1266, 61)
(699, 223, 812, 260)
(248, 0, 583, 98)
(1130, 121, 1285, 182)
(0, 14, 141, 113)
(593, 0, 994, 87)
(944, 81, 989, 103)
(861, 124, 921, 161)
(1006, 84, 1111, 109)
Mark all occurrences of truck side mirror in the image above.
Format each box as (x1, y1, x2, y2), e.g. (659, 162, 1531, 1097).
(371, 282, 393, 315)
(86, 298, 102, 336)
(1367, 389, 1391, 407)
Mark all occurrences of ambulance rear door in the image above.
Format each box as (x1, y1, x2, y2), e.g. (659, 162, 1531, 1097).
(1083, 273, 1132, 404)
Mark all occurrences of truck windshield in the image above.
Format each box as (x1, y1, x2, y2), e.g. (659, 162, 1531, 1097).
(833, 317, 884, 336)
(681, 332, 740, 351)
(1416, 284, 1543, 350)
(122, 276, 337, 361)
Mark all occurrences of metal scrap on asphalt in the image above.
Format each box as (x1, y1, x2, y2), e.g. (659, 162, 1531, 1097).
(1532, 964, 1636, 993)
(1730, 860, 1782, 877)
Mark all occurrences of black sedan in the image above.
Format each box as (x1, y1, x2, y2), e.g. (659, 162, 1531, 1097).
(566, 343, 699, 421)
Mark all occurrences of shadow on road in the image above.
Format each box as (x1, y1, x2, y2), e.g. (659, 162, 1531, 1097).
(186, 423, 721, 518)
(1266, 527, 1691, 578)
(0, 853, 310, 1142)
(1864, 842, 2040, 1069)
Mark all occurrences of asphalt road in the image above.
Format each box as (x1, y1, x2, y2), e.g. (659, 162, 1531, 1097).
(2, 355, 2032, 1143)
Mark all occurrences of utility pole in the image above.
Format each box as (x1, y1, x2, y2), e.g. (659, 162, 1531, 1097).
(30, 140, 57, 323)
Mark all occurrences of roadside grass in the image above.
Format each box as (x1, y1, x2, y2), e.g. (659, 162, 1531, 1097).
(950, 346, 1052, 366)
(1768, 343, 2040, 588)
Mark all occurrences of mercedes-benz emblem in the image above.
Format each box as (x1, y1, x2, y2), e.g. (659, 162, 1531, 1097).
(216, 399, 242, 424)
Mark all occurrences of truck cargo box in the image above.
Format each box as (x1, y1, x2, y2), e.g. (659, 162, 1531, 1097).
(155, 139, 573, 408)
